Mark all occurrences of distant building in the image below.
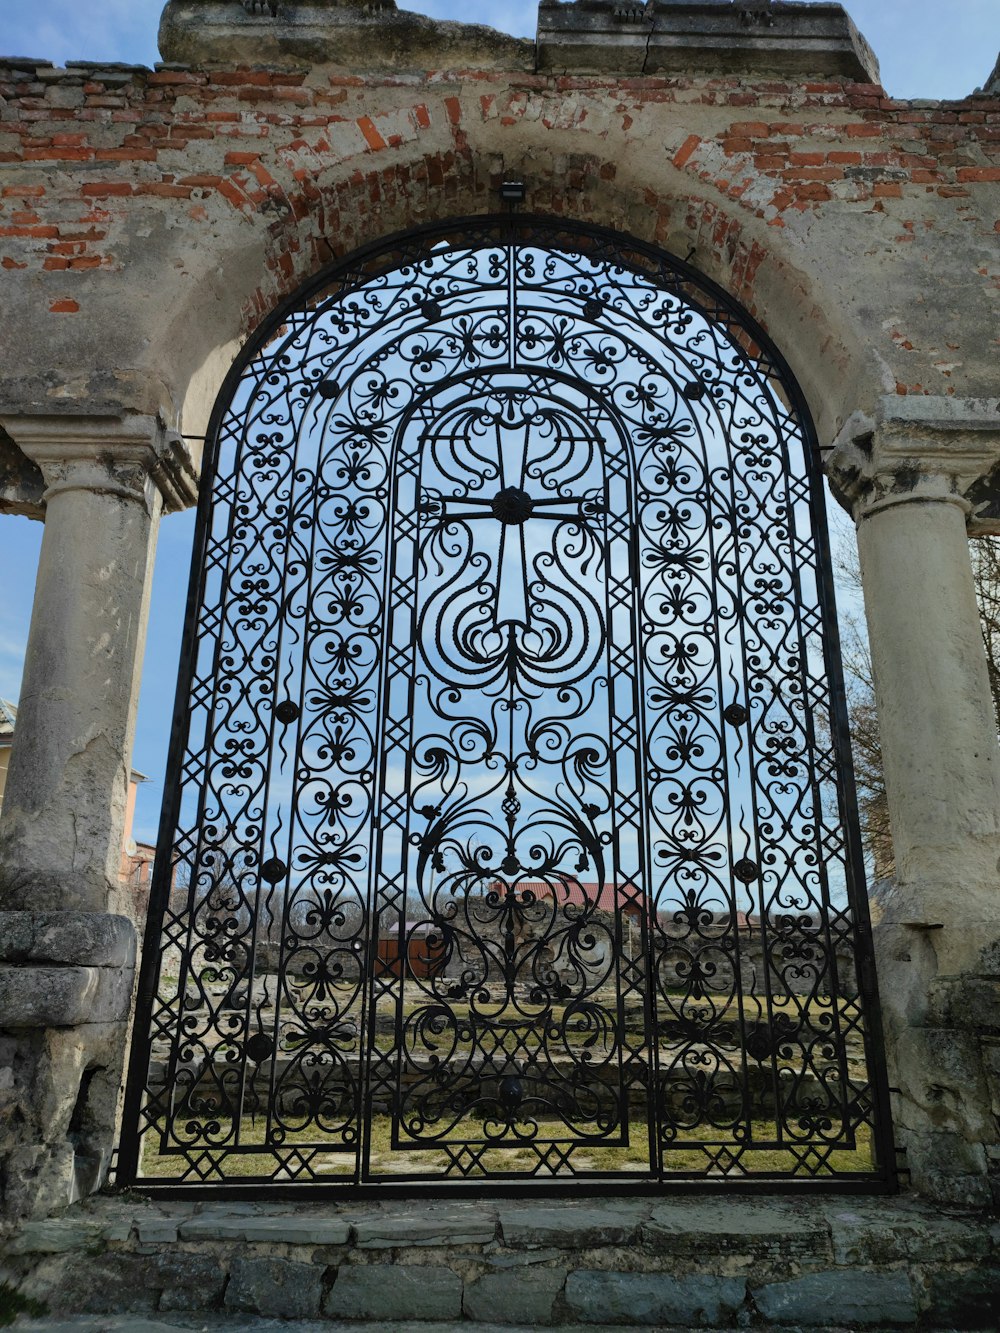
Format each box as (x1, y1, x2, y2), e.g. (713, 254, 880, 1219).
(0, 697, 15, 803)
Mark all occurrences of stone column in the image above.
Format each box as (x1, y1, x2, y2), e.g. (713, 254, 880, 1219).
(0, 414, 197, 1225)
(829, 397, 1000, 1207)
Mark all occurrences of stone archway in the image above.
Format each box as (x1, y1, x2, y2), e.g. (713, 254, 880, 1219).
(1, 0, 999, 1229)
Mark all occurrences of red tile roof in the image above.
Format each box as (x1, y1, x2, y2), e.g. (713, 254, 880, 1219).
(489, 879, 647, 915)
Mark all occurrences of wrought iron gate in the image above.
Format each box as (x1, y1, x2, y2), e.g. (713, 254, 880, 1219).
(120, 217, 894, 1192)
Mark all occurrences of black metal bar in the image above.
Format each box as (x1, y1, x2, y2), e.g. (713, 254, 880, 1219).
(117, 215, 895, 1194)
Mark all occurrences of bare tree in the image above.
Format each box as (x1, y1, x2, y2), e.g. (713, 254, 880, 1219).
(971, 537, 1000, 735)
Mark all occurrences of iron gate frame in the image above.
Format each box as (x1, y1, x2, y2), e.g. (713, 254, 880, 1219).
(117, 214, 898, 1197)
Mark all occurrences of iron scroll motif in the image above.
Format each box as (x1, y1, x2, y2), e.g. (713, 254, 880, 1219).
(119, 217, 894, 1190)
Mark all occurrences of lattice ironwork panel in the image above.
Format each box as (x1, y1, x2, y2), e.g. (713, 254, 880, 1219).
(119, 217, 894, 1193)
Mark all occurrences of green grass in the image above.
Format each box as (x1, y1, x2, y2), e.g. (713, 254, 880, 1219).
(141, 980, 873, 1182)
(0, 1283, 47, 1329)
(139, 1113, 874, 1182)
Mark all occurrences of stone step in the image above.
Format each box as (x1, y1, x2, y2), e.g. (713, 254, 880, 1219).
(4, 1322, 874, 1333)
(4, 1193, 998, 1329)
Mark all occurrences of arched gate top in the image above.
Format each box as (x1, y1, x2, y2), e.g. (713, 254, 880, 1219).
(120, 214, 894, 1194)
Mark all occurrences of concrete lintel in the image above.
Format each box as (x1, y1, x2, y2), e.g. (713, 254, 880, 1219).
(0, 413, 200, 514)
(874, 394, 1000, 451)
(537, 1, 880, 82)
(0, 369, 181, 426)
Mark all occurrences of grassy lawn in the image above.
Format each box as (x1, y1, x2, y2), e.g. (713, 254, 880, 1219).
(139, 1113, 874, 1183)
(139, 975, 874, 1184)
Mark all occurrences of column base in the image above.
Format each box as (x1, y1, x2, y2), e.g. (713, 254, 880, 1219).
(874, 911, 1000, 1209)
(0, 912, 136, 1228)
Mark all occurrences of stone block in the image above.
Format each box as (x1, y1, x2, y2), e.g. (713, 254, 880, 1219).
(828, 1202, 987, 1265)
(0, 965, 99, 1027)
(351, 1205, 496, 1248)
(564, 1270, 746, 1326)
(929, 976, 1000, 1032)
(20, 1253, 160, 1314)
(1, 1142, 77, 1224)
(464, 1267, 566, 1325)
(179, 1211, 350, 1244)
(920, 1169, 995, 1209)
(158, 1, 533, 71)
(325, 1262, 463, 1321)
(135, 1218, 179, 1244)
(922, 1265, 1000, 1329)
(225, 1256, 323, 1319)
(900, 1128, 993, 1207)
(751, 1270, 916, 1326)
(7, 1217, 104, 1254)
(906, 1028, 990, 1101)
(498, 1201, 648, 1248)
(536, 0, 880, 81)
(642, 1198, 831, 1265)
(178, 1214, 268, 1241)
(153, 1252, 226, 1311)
(101, 1218, 134, 1243)
(0, 963, 132, 1027)
(900, 1126, 990, 1179)
(245, 1214, 351, 1245)
(0, 912, 135, 967)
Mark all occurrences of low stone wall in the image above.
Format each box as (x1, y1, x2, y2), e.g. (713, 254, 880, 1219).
(3, 1194, 998, 1328)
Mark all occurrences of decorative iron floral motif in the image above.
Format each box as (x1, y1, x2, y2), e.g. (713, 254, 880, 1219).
(119, 217, 893, 1191)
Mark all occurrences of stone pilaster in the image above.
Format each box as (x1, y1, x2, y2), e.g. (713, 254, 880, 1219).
(828, 396, 1000, 1207)
(0, 414, 197, 1226)
(0, 415, 197, 916)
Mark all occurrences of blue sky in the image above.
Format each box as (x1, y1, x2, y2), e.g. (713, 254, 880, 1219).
(0, 0, 996, 844)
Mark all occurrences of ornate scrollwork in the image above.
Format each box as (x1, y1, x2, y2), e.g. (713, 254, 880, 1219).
(122, 218, 890, 1189)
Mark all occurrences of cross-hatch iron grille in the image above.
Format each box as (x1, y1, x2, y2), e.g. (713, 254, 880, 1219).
(119, 217, 894, 1192)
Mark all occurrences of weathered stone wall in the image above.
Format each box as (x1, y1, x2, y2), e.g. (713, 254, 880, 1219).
(0, 913, 135, 1222)
(0, 53, 998, 444)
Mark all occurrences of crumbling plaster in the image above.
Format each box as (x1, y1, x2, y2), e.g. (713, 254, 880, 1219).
(1, 31, 998, 447)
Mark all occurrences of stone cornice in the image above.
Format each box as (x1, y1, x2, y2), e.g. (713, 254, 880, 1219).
(825, 397, 1000, 532)
(538, 0, 879, 81)
(0, 415, 200, 515)
(159, 0, 533, 70)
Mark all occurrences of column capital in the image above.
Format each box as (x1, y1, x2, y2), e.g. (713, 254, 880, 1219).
(826, 396, 1000, 532)
(0, 413, 199, 515)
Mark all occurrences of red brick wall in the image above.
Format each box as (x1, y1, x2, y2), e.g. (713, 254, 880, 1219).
(2, 59, 997, 400)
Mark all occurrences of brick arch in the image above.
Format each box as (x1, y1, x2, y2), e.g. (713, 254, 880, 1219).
(4, 63, 996, 456)
(166, 140, 869, 449)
